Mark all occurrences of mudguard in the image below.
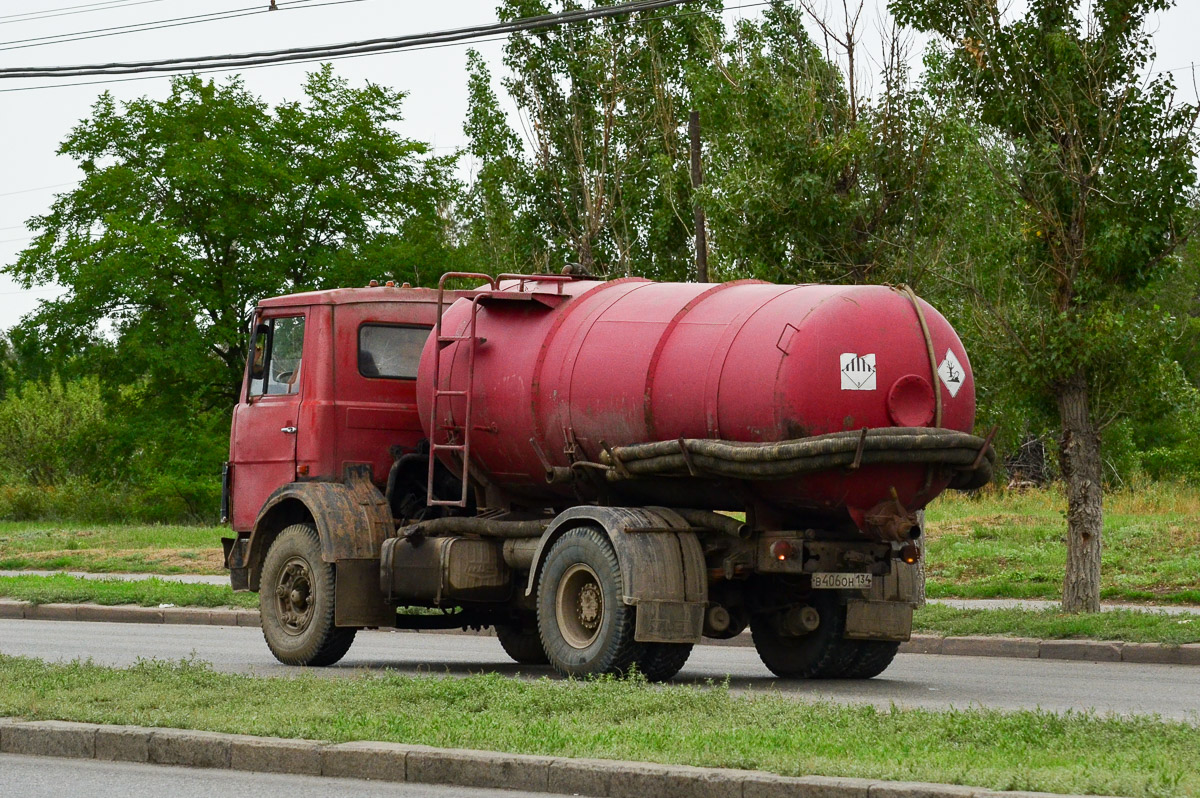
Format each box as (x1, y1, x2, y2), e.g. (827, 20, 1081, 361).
(525, 506, 706, 643)
(246, 465, 392, 592)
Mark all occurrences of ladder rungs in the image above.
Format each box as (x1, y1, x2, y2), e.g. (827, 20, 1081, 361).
(435, 390, 468, 397)
(432, 444, 466, 452)
(428, 499, 469, 507)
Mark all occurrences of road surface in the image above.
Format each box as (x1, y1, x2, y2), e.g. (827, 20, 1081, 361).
(2, 619, 1197, 720)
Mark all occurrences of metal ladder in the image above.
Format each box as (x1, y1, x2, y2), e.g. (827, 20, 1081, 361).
(427, 272, 498, 508)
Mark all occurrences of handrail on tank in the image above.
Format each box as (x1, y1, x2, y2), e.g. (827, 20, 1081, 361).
(496, 272, 575, 295)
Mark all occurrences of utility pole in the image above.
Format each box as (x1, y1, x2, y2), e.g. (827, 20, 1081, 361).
(689, 110, 709, 283)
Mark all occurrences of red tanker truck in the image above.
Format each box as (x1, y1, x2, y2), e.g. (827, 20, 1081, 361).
(222, 271, 992, 680)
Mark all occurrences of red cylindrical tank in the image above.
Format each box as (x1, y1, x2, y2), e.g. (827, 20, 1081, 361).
(416, 277, 976, 527)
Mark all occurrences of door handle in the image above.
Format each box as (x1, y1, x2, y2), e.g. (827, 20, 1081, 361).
(281, 426, 297, 434)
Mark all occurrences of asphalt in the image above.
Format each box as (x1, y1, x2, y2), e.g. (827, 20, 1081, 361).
(6, 570, 1196, 616)
(3, 618, 1199, 719)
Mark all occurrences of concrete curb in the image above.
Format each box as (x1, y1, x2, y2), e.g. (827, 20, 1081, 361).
(0, 719, 1133, 798)
(2, 599, 1198, 665)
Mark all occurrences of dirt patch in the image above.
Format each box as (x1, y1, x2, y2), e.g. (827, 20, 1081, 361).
(11, 548, 225, 574)
(926, 513, 1045, 539)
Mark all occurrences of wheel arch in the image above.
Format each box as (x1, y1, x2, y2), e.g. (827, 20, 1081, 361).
(525, 506, 706, 643)
(246, 467, 392, 592)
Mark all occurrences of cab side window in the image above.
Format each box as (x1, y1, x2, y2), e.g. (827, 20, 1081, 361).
(249, 315, 306, 397)
(358, 324, 429, 380)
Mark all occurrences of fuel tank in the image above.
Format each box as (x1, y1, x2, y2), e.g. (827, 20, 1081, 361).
(416, 277, 976, 528)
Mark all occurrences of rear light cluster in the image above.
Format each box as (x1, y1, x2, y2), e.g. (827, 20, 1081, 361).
(769, 540, 795, 561)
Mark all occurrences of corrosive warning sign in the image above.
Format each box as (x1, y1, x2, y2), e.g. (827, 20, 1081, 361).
(840, 353, 876, 390)
(938, 349, 965, 397)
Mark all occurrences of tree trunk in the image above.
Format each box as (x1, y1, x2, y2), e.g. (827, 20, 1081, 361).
(1056, 371, 1103, 613)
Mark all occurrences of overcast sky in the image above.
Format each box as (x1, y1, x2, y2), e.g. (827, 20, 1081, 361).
(1, 0, 1196, 332)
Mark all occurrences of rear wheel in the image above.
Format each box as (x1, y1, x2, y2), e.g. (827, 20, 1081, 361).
(838, 640, 900, 679)
(750, 592, 857, 679)
(537, 526, 643, 678)
(637, 643, 693, 682)
(496, 622, 550, 665)
(260, 523, 356, 666)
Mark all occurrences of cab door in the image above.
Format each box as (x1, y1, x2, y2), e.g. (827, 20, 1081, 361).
(229, 312, 307, 531)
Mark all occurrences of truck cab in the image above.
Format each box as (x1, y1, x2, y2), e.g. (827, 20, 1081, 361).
(225, 281, 465, 533)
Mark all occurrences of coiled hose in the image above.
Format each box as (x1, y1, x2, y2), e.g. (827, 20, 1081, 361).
(598, 427, 994, 491)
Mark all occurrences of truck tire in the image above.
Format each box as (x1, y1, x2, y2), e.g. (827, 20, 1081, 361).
(496, 623, 550, 665)
(260, 523, 356, 667)
(750, 592, 857, 679)
(838, 641, 900, 679)
(537, 526, 643, 678)
(637, 643, 693, 682)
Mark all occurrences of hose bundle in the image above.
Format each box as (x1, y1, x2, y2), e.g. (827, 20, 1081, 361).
(598, 427, 994, 490)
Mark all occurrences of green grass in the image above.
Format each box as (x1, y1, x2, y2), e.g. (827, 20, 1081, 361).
(0, 520, 225, 574)
(0, 574, 256, 608)
(913, 604, 1200, 645)
(924, 483, 1200, 604)
(1, 655, 1197, 797)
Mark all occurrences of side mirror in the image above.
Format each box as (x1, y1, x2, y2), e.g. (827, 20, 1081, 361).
(250, 323, 270, 379)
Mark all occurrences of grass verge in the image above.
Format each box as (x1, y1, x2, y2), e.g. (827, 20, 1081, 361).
(913, 604, 1200, 645)
(1, 655, 1197, 797)
(0, 574, 256, 609)
(0, 520, 225, 574)
(924, 483, 1200, 604)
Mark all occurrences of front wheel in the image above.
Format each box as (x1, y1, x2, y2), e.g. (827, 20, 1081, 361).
(537, 526, 643, 678)
(259, 523, 356, 666)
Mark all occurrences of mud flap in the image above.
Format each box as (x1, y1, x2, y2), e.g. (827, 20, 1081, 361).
(633, 600, 706, 643)
(844, 599, 913, 641)
(334, 559, 395, 628)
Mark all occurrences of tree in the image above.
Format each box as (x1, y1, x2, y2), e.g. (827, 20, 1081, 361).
(891, 0, 1199, 610)
(695, 1, 962, 289)
(6, 65, 459, 409)
(460, 0, 723, 280)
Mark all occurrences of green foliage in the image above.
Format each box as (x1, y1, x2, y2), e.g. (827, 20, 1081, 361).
(0, 376, 226, 523)
(460, 0, 723, 279)
(6, 66, 459, 409)
(890, 0, 1199, 416)
(697, 3, 958, 287)
(0, 377, 115, 486)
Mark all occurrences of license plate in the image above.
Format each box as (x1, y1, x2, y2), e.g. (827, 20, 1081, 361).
(811, 572, 872, 590)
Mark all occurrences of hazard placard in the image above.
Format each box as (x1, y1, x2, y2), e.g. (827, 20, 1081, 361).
(938, 349, 965, 397)
(840, 353, 877, 390)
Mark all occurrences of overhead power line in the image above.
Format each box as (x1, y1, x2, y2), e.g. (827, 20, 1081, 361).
(0, 0, 369, 52)
(0, 0, 698, 79)
(0, 0, 170, 25)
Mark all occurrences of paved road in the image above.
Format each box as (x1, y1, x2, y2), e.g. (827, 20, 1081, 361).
(3, 619, 1197, 720)
(7, 570, 1198, 615)
(0, 753, 557, 798)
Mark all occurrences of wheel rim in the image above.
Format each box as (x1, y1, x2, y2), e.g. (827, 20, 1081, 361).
(274, 555, 315, 635)
(556, 562, 604, 649)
